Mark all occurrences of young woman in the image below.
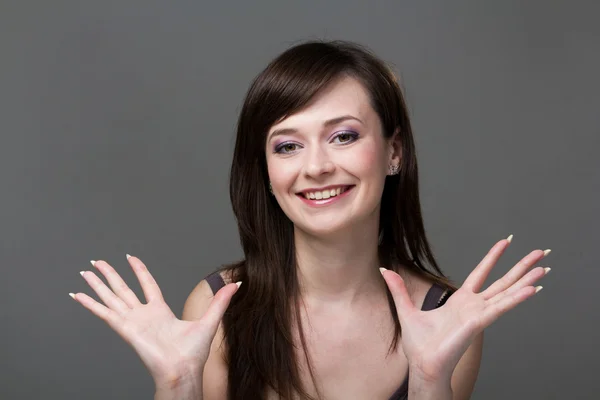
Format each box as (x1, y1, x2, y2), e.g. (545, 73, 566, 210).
(71, 40, 551, 400)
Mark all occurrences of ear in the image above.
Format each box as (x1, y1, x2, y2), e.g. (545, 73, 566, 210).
(387, 127, 402, 167)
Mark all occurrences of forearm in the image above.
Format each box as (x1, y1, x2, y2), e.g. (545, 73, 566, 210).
(408, 372, 453, 400)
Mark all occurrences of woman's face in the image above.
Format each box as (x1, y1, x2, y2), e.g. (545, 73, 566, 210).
(265, 76, 400, 237)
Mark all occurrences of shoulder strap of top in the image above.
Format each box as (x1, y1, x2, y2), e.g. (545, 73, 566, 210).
(421, 283, 452, 311)
(205, 271, 226, 295)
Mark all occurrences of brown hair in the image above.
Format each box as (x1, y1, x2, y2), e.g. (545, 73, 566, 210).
(219, 39, 457, 400)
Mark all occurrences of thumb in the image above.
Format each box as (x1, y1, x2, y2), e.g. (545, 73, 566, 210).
(201, 281, 241, 336)
(380, 268, 416, 319)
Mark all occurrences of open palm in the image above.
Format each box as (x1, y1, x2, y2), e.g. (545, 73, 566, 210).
(381, 236, 550, 381)
(70, 255, 240, 390)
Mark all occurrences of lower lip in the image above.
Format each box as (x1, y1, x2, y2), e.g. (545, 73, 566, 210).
(296, 186, 355, 207)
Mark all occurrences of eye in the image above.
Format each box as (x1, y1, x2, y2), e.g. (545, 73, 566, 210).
(274, 142, 301, 154)
(332, 131, 359, 144)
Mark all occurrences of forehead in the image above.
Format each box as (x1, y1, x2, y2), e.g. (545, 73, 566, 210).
(268, 76, 375, 132)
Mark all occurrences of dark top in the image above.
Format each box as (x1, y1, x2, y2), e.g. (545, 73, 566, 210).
(204, 271, 453, 400)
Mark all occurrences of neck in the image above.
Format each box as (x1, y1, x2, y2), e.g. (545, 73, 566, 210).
(293, 216, 388, 307)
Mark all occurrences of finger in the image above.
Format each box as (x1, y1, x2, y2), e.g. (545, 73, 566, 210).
(92, 260, 142, 308)
(379, 268, 416, 319)
(70, 292, 121, 327)
(126, 255, 164, 303)
(481, 250, 547, 299)
(80, 270, 129, 314)
(480, 286, 539, 328)
(488, 266, 548, 306)
(202, 282, 241, 336)
(462, 238, 511, 292)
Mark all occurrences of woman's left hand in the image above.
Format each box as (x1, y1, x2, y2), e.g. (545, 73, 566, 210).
(380, 236, 550, 382)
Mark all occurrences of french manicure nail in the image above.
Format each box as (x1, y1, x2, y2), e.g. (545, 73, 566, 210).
(544, 267, 551, 275)
(69, 293, 75, 299)
(506, 234, 513, 243)
(543, 249, 551, 257)
(90, 260, 96, 266)
(126, 254, 131, 259)
(535, 286, 543, 293)
(79, 271, 86, 277)
(379, 267, 387, 274)
(235, 281, 242, 288)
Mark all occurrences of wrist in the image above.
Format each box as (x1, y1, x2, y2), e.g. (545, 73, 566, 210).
(154, 367, 203, 400)
(408, 370, 453, 400)
(154, 378, 202, 400)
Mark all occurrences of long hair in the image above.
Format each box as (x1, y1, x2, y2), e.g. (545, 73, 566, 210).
(219, 40, 457, 400)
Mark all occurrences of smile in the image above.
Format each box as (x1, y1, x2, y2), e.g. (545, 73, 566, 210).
(296, 185, 355, 206)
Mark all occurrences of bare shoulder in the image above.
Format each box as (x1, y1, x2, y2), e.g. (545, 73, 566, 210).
(181, 269, 235, 400)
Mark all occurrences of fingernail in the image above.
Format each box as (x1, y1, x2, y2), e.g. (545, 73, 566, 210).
(506, 234, 513, 243)
(535, 285, 543, 293)
(90, 260, 96, 266)
(543, 249, 551, 257)
(235, 281, 242, 288)
(126, 254, 131, 259)
(69, 293, 75, 299)
(80, 271, 86, 277)
(379, 267, 387, 275)
(544, 267, 551, 275)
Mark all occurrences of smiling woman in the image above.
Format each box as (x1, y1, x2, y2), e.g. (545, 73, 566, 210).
(72, 40, 550, 400)
(216, 40, 463, 400)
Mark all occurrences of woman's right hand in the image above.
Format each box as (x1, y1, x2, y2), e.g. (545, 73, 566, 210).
(70, 254, 240, 392)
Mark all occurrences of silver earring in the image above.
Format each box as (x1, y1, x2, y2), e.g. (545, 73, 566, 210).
(388, 164, 399, 175)
(268, 181, 273, 194)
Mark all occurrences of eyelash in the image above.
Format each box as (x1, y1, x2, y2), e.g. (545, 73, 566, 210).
(273, 131, 359, 154)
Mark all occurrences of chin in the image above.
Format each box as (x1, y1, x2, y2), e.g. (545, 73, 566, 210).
(293, 216, 357, 238)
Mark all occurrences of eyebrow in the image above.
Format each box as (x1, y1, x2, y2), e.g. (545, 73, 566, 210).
(267, 115, 363, 142)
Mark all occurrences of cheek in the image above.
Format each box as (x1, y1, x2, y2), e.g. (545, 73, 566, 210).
(342, 142, 385, 177)
(267, 159, 298, 188)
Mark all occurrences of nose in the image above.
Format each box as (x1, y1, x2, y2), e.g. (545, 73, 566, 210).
(304, 145, 335, 178)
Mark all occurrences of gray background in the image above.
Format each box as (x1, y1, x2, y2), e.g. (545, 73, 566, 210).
(1, 1, 598, 399)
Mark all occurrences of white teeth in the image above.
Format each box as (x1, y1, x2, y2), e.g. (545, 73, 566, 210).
(302, 186, 349, 200)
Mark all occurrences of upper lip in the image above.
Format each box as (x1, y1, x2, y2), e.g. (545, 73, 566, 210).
(296, 184, 353, 194)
